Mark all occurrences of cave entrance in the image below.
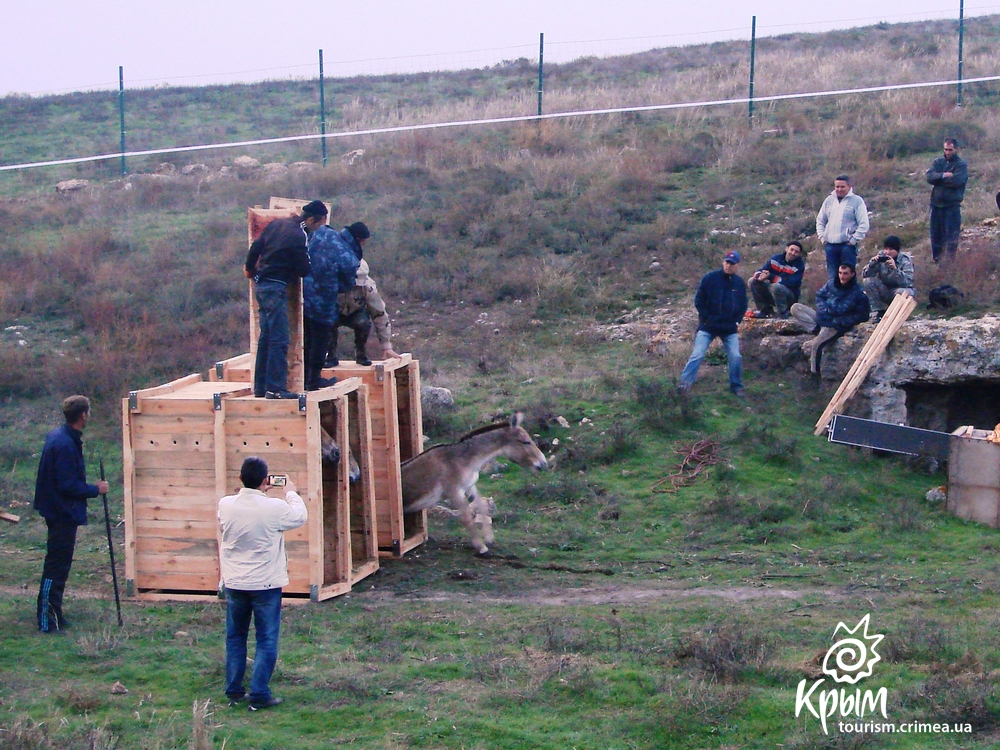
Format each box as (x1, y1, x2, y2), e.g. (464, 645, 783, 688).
(903, 379, 1000, 433)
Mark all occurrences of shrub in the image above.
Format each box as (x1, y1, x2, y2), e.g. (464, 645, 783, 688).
(674, 621, 775, 681)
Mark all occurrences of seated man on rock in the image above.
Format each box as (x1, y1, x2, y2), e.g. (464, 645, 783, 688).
(748, 240, 805, 319)
(861, 235, 915, 322)
(790, 263, 870, 374)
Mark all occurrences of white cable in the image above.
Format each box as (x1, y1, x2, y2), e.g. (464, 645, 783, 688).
(3, 74, 998, 173)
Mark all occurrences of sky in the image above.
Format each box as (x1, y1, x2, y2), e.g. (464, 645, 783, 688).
(2, 0, 998, 97)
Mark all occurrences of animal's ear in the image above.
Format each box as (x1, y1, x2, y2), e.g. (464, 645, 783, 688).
(510, 412, 524, 428)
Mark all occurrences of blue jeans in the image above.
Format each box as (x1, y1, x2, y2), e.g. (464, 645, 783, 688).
(680, 330, 743, 392)
(225, 587, 283, 702)
(253, 281, 290, 395)
(824, 242, 857, 282)
(930, 204, 961, 261)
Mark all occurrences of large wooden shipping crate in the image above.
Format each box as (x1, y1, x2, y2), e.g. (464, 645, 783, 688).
(324, 356, 426, 556)
(123, 375, 377, 602)
(212, 352, 427, 557)
(948, 428, 1000, 528)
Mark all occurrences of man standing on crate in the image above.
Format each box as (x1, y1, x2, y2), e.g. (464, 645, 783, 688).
(218, 457, 307, 711)
(244, 201, 325, 399)
(926, 138, 968, 262)
(302, 214, 360, 391)
(35, 395, 109, 634)
(324, 222, 401, 366)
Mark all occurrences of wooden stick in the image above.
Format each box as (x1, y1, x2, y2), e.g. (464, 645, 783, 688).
(0, 511, 20, 524)
(814, 294, 916, 435)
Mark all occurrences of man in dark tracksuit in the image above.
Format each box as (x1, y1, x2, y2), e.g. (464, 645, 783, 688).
(679, 250, 748, 396)
(926, 138, 968, 262)
(244, 201, 324, 399)
(35, 395, 108, 633)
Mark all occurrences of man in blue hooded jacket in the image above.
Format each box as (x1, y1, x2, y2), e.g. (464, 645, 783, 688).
(302, 218, 361, 390)
(791, 264, 870, 374)
(35, 395, 109, 633)
(679, 251, 748, 397)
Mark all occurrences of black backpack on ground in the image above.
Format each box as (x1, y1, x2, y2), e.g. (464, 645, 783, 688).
(927, 285, 964, 309)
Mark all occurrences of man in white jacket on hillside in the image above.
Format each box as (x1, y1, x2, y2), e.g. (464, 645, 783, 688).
(816, 174, 870, 282)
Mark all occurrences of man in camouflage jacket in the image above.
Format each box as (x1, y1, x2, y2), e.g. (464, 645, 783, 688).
(328, 258, 401, 366)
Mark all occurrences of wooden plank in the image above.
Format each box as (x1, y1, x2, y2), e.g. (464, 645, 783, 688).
(1, 511, 20, 524)
(134, 506, 217, 523)
(135, 571, 219, 590)
(136, 537, 218, 554)
(133, 417, 228, 435)
(134, 519, 217, 533)
(306, 398, 324, 591)
(123, 398, 137, 586)
(130, 373, 204, 409)
(138, 555, 221, 575)
(133, 451, 215, 471)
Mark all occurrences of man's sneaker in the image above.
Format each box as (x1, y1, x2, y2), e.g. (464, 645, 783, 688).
(871, 310, 885, 324)
(248, 696, 283, 711)
(227, 695, 245, 708)
(265, 390, 300, 400)
(745, 309, 773, 319)
(732, 388, 747, 399)
(355, 354, 373, 367)
(324, 357, 340, 368)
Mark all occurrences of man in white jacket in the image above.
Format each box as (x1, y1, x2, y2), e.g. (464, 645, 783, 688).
(816, 174, 870, 282)
(218, 457, 307, 711)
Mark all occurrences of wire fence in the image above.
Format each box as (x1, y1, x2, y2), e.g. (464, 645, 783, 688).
(3, 8, 1000, 174)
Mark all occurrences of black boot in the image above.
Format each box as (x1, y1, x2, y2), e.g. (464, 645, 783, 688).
(355, 349, 372, 367)
(306, 367, 338, 392)
(325, 327, 340, 368)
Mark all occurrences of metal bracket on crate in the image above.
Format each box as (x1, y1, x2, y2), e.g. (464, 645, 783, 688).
(393, 538, 401, 557)
(215, 362, 224, 379)
(128, 391, 138, 411)
(213, 393, 222, 411)
(125, 578, 134, 597)
(298, 394, 307, 412)
(376, 364, 385, 383)
(310, 584, 319, 602)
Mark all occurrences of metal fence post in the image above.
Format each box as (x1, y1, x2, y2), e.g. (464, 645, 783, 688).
(118, 66, 127, 176)
(748, 16, 757, 127)
(957, 0, 965, 107)
(319, 49, 328, 166)
(537, 32, 544, 117)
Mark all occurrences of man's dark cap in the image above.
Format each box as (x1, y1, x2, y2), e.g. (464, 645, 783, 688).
(882, 235, 901, 252)
(348, 222, 371, 240)
(301, 200, 328, 217)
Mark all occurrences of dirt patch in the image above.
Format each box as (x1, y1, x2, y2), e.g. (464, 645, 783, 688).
(360, 582, 835, 607)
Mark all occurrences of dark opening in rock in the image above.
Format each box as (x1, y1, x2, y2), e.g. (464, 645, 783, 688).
(903, 380, 1000, 433)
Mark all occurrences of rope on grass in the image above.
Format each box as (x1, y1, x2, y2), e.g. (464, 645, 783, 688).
(651, 439, 720, 493)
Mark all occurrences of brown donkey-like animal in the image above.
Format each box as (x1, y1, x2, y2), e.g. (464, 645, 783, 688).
(401, 412, 548, 555)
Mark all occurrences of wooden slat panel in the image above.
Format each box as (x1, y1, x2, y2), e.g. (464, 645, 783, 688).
(138, 555, 220, 575)
(133, 451, 215, 471)
(136, 537, 218, 554)
(134, 506, 216, 523)
(135, 519, 217, 533)
(137, 572, 219, 590)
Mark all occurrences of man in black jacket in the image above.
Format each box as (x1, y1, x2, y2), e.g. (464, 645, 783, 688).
(679, 251, 748, 397)
(244, 201, 325, 399)
(35, 396, 109, 633)
(926, 138, 968, 262)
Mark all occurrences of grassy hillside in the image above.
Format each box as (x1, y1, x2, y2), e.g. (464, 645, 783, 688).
(3, 14, 1000, 749)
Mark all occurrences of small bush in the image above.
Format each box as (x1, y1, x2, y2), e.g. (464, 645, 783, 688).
(902, 672, 1000, 731)
(674, 621, 775, 681)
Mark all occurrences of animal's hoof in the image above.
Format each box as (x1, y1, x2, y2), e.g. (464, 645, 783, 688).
(475, 549, 492, 559)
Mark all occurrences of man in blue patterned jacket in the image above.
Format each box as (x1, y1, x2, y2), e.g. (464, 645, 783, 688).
(302, 217, 361, 391)
(35, 396, 109, 633)
(791, 264, 870, 375)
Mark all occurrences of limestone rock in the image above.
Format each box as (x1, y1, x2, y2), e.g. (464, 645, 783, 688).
(56, 179, 89, 193)
(181, 163, 209, 175)
(233, 156, 259, 169)
(421, 386, 454, 410)
(155, 163, 176, 175)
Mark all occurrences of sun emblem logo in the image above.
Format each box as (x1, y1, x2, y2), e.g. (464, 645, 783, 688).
(821, 613, 884, 685)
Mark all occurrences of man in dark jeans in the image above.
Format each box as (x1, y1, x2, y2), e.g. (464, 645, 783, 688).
(35, 395, 109, 633)
(218, 457, 307, 711)
(245, 201, 325, 399)
(926, 138, 968, 262)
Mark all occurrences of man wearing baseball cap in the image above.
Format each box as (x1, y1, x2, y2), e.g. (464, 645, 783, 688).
(678, 251, 748, 397)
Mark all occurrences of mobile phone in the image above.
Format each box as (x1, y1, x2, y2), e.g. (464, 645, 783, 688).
(267, 474, 287, 487)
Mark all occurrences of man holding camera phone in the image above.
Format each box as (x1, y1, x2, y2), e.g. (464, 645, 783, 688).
(218, 457, 307, 711)
(861, 235, 915, 322)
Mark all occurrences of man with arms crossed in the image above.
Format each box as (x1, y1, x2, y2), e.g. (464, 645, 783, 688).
(219, 457, 307, 710)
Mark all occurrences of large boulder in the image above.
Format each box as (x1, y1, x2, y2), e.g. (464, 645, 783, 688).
(421, 386, 455, 410)
(56, 179, 89, 193)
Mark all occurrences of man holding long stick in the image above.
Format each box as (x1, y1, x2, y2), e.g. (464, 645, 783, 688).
(34, 396, 109, 634)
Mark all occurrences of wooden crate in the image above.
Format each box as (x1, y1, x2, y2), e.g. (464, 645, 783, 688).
(948, 429, 1000, 528)
(122, 375, 377, 602)
(323, 355, 426, 557)
(247, 207, 306, 393)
